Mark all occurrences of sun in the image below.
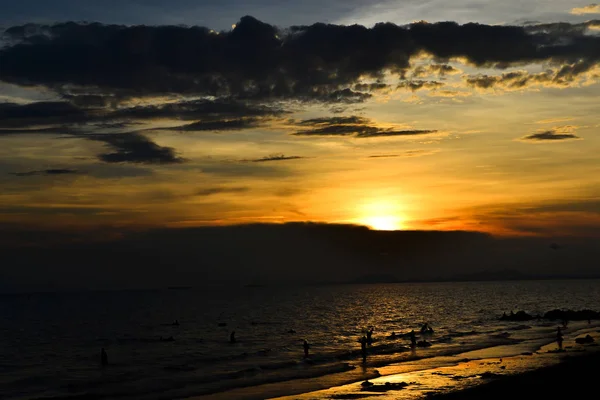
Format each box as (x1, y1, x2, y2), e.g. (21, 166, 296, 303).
(362, 215, 402, 231)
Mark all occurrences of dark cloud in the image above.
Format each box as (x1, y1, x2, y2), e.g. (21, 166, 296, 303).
(166, 118, 262, 132)
(10, 168, 78, 176)
(356, 129, 437, 138)
(0, 101, 87, 128)
(0, 126, 73, 135)
(3, 17, 600, 102)
(353, 82, 389, 92)
(524, 199, 600, 214)
(465, 61, 597, 90)
(247, 154, 306, 162)
(397, 80, 444, 91)
(196, 187, 250, 196)
(521, 129, 581, 142)
(0, 98, 284, 131)
(368, 154, 399, 158)
(295, 124, 377, 137)
(90, 132, 184, 164)
(62, 94, 116, 109)
(412, 64, 460, 78)
(294, 115, 437, 138)
(3, 223, 599, 292)
(111, 99, 284, 121)
(297, 116, 370, 126)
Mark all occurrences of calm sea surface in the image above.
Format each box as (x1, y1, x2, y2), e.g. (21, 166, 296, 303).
(2, 280, 600, 399)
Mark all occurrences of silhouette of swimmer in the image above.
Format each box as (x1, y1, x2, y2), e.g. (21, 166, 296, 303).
(160, 336, 175, 342)
(421, 323, 434, 334)
(100, 348, 108, 367)
(172, 320, 180, 326)
(303, 339, 310, 358)
(409, 330, 417, 347)
(556, 326, 564, 350)
(366, 327, 374, 345)
(230, 331, 236, 343)
(359, 335, 368, 363)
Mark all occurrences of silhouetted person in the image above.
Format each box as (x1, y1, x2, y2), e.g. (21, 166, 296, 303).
(360, 335, 368, 363)
(409, 330, 417, 347)
(230, 331, 236, 343)
(556, 327, 564, 350)
(421, 323, 433, 334)
(366, 327, 374, 345)
(303, 339, 310, 358)
(173, 320, 179, 326)
(101, 348, 108, 367)
(390, 331, 396, 338)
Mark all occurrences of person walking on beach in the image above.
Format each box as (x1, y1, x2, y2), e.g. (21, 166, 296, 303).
(230, 331, 236, 343)
(100, 348, 108, 367)
(556, 326, 564, 350)
(303, 339, 310, 358)
(360, 335, 368, 363)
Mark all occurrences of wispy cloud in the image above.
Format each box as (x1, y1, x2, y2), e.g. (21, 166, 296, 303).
(412, 64, 462, 78)
(367, 154, 400, 158)
(570, 4, 600, 15)
(247, 154, 307, 162)
(367, 150, 438, 158)
(10, 168, 78, 176)
(293, 116, 438, 138)
(465, 62, 598, 91)
(397, 80, 444, 92)
(195, 187, 250, 196)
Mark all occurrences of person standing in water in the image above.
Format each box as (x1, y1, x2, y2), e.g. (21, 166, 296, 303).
(360, 335, 368, 363)
(303, 339, 310, 358)
(230, 331, 236, 343)
(409, 329, 417, 347)
(366, 327, 374, 345)
(101, 348, 108, 367)
(556, 326, 564, 350)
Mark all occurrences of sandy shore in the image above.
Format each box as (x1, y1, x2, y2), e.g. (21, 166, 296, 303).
(266, 337, 600, 400)
(426, 349, 600, 399)
(191, 326, 600, 400)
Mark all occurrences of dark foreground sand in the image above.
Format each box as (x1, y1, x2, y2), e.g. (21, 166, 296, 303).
(426, 350, 599, 399)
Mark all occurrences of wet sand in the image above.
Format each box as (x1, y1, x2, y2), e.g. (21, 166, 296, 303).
(427, 350, 600, 399)
(266, 338, 600, 400)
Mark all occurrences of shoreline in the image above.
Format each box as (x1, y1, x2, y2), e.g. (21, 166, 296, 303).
(187, 325, 599, 400)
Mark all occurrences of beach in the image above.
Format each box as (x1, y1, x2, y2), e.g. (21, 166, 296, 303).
(193, 325, 600, 400)
(426, 350, 600, 399)
(3, 282, 600, 400)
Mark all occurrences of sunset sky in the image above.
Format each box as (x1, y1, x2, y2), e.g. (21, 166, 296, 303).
(1, 0, 599, 238)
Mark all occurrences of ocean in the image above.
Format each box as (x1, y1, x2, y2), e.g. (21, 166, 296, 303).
(2, 279, 600, 400)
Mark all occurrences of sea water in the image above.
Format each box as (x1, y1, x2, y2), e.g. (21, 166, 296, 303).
(1, 279, 600, 400)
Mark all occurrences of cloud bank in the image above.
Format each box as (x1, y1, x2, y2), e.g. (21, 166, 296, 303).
(2, 16, 600, 102)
